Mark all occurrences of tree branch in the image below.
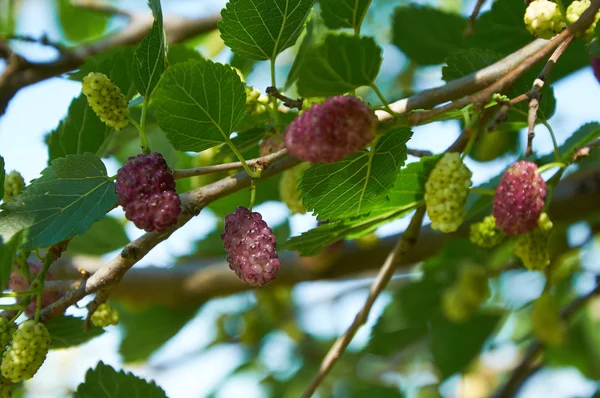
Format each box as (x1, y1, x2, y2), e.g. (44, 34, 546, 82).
(0, 10, 221, 115)
(495, 278, 600, 398)
(301, 207, 427, 398)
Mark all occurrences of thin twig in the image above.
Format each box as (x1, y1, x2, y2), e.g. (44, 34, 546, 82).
(464, 0, 487, 37)
(172, 149, 288, 180)
(301, 207, 426, 398)
(407, 148, 433, 158)
(572, 138, 600, 161)
(408, 2, 599, 127)
(266, 86, 303, 110)
(71, 0, 132, 17)
(495, 280, 600, 398)
(3, 34, 69, 53)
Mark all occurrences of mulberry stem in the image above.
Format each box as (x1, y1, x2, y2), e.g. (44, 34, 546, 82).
(270, 59, 281, 129)
(33, 253, 59, 322)
(536, 162, 565, 174)
(371, 83, 397, 117)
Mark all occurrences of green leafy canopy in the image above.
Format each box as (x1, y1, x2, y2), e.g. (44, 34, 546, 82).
(219, 0, 314, 60)
(152, 59, 247, 153)
(0, 153, 116, 250)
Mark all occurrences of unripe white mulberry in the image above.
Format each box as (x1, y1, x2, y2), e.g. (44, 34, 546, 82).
(524, 0, 565, 39)
(82, 72, 129, 130)
(470, 215, 504, 248)
(245, 86, 269, 116)
(279, 163, 310, 214)
(515, 213, 553, 271)
(1, 320, 51, 383)
(90, 303, 120, 327)
(0, 318, 16, 352)
(424, 153, 472, 233)
(0, 376, 13, 398)
(2, 171, 25, 202)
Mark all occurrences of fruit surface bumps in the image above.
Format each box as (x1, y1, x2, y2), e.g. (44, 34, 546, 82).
(493, 161, 546, 235)
(515, 212, 553, 270)
(115, 153, 181, 232)
(566, 0, 600, 40)
(470, 215, 504, 248)
(9, 263, 62, 318)
(424, 153, 472, 233)
(524, 0, 565, 39)
(1, 320, 51, 383)
(284, 96, 376, 164)
(245, 86, 269, 116)
(2, 171, 24, 202)
(0, 318, 15, 353)
(90, 303, 120, 327)
(531, 292, 565, 345)
(81, 72, 129, 130)
(221, 207, 280, 286)
(279, 163, 310, 215)
(0, 376, 12, 398)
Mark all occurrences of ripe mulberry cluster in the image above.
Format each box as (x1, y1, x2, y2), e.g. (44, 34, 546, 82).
(469, 215, 504, 248)
(566, 0, 600, 40)
(1, 320, 51, 383)
(284, 96, 376, 164)
(9, 263, 62, 318)
(493, 161, 546, 235)
(2, 171, 24, 202)
(90, 303, 120, 327)
(279, 163, 310, 215)
(442, 264, 489, 323)
(524, 0, 565, 39)
(245, 86, 269, 116)
(115, 153, 181, 232)
(221, 207, 280, 286)
(515, 213, 553, 270)
(531, 292, 565, 345)
(82, 72, 129, 130)
(424, 153, 472, 233)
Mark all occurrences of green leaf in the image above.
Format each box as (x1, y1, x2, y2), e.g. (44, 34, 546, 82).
(392, 6, 467, 65)
(0, 0, 16, 35)
(68, 216, 129, 256)
(68, 47, 137, 100)
(133, 0, 166, 98)
(299, 127, 412, 220)
(540, 123, 600, 162)
(282, 207, 413, 256)
(46, 316, 104, 350)
(430, 313, 501, 378)
(297, 33, 382, 97)
(442, 48, 500, 82)
(152, 59, 247, 152)
(118, 304, 197, 363)
(321, 0, 372, 30)
(75, 362, 167, 398)
(0, 155, 4, 200)
(0, 153, 116, 250)
(0, 232, 21, 292)
(167, 44, 203, 65)
(46, 94, 112, 163)
(385, 155, 442, 209)
(218, 0, 314, 60)
(56, 0, 109, 44)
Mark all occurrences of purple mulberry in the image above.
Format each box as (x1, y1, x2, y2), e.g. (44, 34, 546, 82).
(9, 263, 63, 317)
(284, 96, 376, 164)
(221, 207, 280, 286)
(115, 153, 176, 206)
(115, 152, 181, 232)
(592, 57, 600, 83)
(493, 161, 546, 235)
(124, 191, 181, 232)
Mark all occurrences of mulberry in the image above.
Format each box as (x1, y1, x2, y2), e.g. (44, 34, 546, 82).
(470, 215, 504, 248)
(82, 72, 129, 130)
(0, 376, 12, 398)
(0, 318, 15, 352)
(1, 320, 51, 383)
(124, 191, 181, 233)
(284, 96, 376, 164)
(566, 0, 600, 40)
(245, 86, 269, 116)
(424, 153, 472, 233)
(493, 161, 546, 235)
(515, 213, 553, 270)
(524, 0, 565, 39)
(221, 207, 280, 286)
(2, 171, 24, 202)
(279, 163, 310, 214)
(90, 303, 120, 327)
(593, 57, 600, 83)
